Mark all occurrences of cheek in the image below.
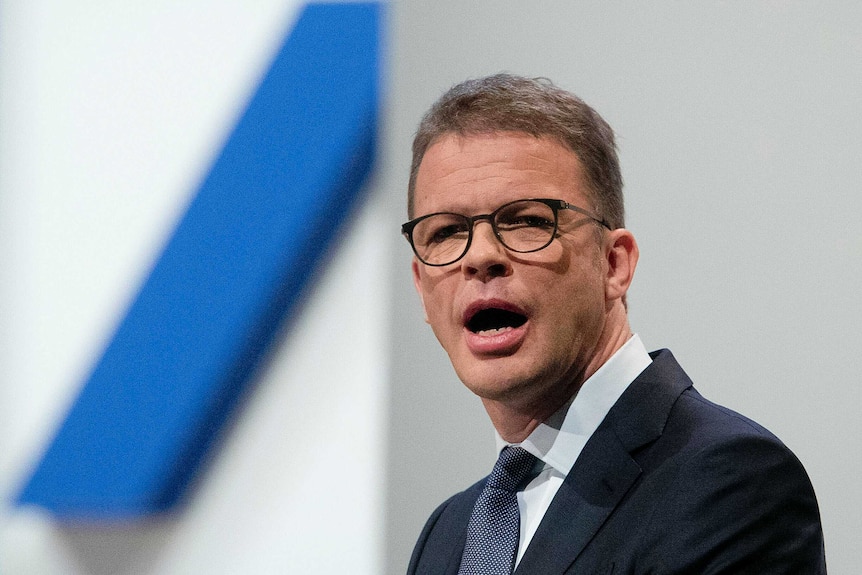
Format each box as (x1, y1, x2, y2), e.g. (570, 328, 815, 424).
(419, 280, 458, 337)
(542, 269, 605, 336)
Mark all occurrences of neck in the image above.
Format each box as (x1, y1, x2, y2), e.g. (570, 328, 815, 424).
(482, 402, 546, 444)
(485, 308, 632, 444)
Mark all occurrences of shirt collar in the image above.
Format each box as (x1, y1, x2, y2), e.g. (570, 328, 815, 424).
(495, 334, 652, 475)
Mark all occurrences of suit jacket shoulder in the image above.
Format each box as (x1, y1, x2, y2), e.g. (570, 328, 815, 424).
(408, 350, 827, 575)
(407, 480, 483, 575)
(518, 349, 826, 574)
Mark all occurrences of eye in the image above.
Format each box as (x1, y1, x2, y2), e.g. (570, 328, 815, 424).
(509, 215, 554, 228)
(496, 204, 555, 230)
(413, 214, 471, 246)
(429, 222, 469, 244)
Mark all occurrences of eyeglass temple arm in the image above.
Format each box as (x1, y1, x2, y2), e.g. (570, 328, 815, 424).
(560, 202, 612, 230)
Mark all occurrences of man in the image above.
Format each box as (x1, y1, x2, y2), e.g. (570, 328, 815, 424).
(402, 74, 826, 574)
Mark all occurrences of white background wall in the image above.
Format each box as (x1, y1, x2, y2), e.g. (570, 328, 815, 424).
(1, 2, 859, 574)
(1, 2, 387, 573)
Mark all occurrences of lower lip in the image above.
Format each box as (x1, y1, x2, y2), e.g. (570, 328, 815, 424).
(463, 323, 528, 355)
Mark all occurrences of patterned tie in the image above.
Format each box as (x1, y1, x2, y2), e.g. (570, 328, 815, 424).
(458, 446, 538, 575)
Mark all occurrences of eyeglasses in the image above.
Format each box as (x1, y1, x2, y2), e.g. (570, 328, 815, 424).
(402, 198, 611, 267)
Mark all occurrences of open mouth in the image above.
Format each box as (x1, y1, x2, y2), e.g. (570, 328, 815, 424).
(466, 308, 528, 335)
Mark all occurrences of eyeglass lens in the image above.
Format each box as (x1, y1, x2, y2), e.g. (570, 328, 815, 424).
(411, 200, 558, 266)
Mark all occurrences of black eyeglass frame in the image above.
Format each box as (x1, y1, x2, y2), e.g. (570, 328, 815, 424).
(402, 198, 612, 267)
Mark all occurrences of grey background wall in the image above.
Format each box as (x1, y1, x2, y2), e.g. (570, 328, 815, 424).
(383, 3, 861, 573)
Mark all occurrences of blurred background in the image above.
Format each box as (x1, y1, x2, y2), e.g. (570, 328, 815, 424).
(1, 1, 859, 573)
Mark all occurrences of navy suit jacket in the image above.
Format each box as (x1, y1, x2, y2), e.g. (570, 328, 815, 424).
(407, 350, 826, 574)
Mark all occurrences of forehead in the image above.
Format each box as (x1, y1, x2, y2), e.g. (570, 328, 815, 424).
(413, 132, 589, 215)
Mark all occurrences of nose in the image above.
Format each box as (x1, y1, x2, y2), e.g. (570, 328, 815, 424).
(460, 220, 512, 280)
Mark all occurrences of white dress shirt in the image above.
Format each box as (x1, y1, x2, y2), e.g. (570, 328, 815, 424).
(493, 334, 652, 566)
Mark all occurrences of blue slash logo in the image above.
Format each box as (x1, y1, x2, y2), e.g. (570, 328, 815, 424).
(17, 2, 381, 519)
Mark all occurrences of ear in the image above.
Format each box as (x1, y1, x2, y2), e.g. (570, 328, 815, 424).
(412, 258, 430, 323)
(604, 228, 639, 302)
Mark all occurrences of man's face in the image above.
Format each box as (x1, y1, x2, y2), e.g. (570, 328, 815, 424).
(411, 132, 613, 414)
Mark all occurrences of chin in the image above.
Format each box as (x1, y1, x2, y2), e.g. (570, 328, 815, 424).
(457, 364, 544, 403)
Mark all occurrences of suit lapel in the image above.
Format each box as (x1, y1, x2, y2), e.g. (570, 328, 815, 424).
(515, 350, 692, 573)
(514, 424, 641, 573)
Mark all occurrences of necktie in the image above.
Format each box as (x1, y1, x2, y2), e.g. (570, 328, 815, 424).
(458, 446, 538, 575)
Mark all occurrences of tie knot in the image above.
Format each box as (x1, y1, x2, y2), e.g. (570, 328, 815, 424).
(487, 446, 537, 492)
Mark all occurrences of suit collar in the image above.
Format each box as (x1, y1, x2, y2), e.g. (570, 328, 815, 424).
(514, 349, 691, 573)
(609, 349, 693, 451)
